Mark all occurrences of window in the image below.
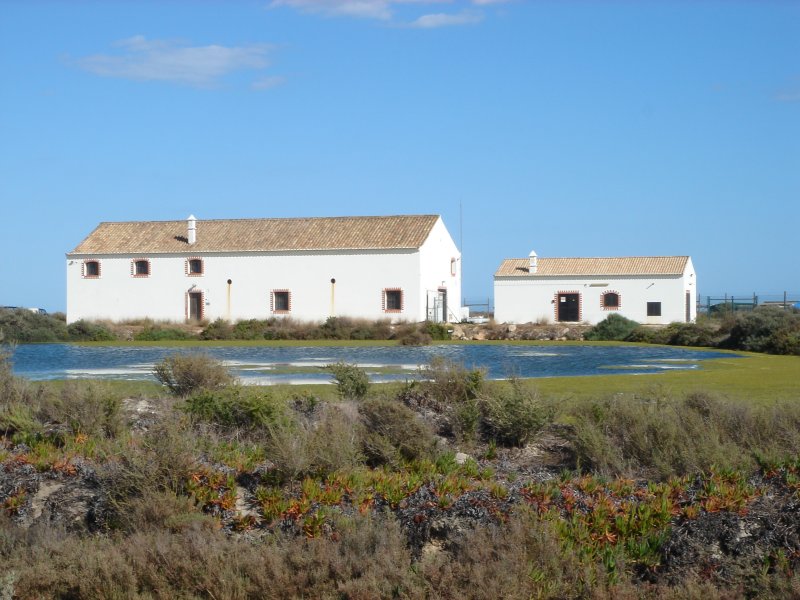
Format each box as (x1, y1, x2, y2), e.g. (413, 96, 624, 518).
(187, 258, 203, 276)
(271, 290, 291, 313)
(133, 259, 150, 277)
(383, 289, 403, 312)
(602, 292, 620, 309)
(450, 258, 457, 277)
(83, 260, 100, 278)
(647, 302, 662, 317)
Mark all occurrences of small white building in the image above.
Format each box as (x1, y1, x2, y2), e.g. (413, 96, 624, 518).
(67, 214, 462, 324)
(494, 253, 696, 325)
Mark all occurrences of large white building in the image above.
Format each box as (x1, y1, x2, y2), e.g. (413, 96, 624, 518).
(494, 253, 696, 325)
(67, 214, 462, 324)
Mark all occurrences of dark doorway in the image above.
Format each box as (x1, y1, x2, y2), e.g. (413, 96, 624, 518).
(686, 292, 691, 322)
(188, 292, 203, 321)
(557, 293, 580, 322)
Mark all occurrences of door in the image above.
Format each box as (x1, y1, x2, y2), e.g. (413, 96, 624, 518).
(686, 292, 691, 323)
(557, 293, 580, 322)
(436, 289, 447, 323)
(188, 292, 203, 321)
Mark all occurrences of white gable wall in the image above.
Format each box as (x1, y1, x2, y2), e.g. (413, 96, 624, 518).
(494, 261, 696, 325)
(418, 217, 462, 322)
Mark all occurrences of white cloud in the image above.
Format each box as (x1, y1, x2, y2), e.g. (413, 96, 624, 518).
(409, 11, 483, 28)
(75, 36, 273, 87)
(270, 0, 499, 22)
(270, 0, 393, 19)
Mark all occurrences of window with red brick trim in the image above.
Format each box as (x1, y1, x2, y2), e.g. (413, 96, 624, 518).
(383, 289, 403, 312)
(186, 258, 203, 276)
(83, 260, 100, 278)
(602, 291, 620, 310)
(271, 290, 291, 313)
(132, 259, 150, 277)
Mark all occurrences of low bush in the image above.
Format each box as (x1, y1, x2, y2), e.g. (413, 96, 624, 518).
(182, 386, 285, 429)
(199, 318, 234, 340)
(40, 381, 124, 439)
(722, 307, 800, 355)
(134, 325, 195, 341)
(584, 313, 639, 341)
(564, 390, 800, 480)
(420, 357, 485, 440)
(153, 353, 234, 397)
(66, 320, 116, 342)
(480, 380, 549, 447)
(398, 330, 432, 346)
(328, 362, 370, 400)
(0, 309, 69, 343)
(359, 398, 438, 467)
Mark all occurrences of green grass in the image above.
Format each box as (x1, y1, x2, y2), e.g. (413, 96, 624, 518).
(530, 351, 800, 403)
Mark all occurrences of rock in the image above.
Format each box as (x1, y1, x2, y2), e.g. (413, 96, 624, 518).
(454, 452, 471, 465)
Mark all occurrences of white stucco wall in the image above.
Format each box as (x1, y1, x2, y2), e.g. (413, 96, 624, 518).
(418, 217, 462, 323)
(494, 260, 697, 325)
(66, 218, 463, 324)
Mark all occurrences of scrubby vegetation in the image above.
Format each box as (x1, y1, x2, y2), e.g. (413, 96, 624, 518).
(3, 350, 800, 598)
(587, 306, 800, 356)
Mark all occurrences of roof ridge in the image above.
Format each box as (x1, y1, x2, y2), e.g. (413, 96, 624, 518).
(96, 214, 439, 225)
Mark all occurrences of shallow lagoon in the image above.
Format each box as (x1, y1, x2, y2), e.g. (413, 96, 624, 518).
(8, 343, 737, 385)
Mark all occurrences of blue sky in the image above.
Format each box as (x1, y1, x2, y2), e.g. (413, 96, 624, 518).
(1, 0, 798, 312)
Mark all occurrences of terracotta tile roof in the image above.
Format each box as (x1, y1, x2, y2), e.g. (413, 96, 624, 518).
(495, 256, 691, 277)
(69, 215, 440, 255)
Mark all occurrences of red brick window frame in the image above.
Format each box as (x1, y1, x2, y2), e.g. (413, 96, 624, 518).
(186, 257, 204, 277)
(382, 288, 404, 313)
(271, 290, 291, 314)
(82, 260, 101, 279)
(131, 259, 151, 277)
(601, 291, 621, 310)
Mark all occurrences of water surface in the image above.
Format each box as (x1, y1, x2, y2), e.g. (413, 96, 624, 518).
(8, 343, 736, 385)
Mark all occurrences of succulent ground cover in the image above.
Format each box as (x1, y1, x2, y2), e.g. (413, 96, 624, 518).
(2, 352, 800, 598)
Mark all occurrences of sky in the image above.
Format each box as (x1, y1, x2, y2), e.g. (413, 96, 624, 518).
(1, 0, 798, 313)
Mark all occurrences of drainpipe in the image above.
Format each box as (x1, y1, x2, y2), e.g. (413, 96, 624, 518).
(330, 278, 336, 317)
(226, 279, 232, 321)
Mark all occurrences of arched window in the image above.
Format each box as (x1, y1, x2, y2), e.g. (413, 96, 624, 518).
(602, 292, 620, 310)
(83, 260, 100, 278)
(187, 258, 203, 276)
(132, 259, 150, 277)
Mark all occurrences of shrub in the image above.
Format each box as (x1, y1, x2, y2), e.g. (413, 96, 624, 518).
(66, 320, 116, 342)
(327, 362, 370, 400)
(134, 326, 194, 341)
(153, 353, 233, 397)
(359, 398, 438, 467)
(398, 330, 432, 346)
(584, 314, 639, 341)
(480, 380, 548, 447)
(200, 318, 234, 340)
(421, 357, 484, 405)
(564, 390, 800, 480)
(722, 307, 800, 355)
(182, 386, 284, 429)
(0, 309, 69, 343)
(39, 381, 124, 439)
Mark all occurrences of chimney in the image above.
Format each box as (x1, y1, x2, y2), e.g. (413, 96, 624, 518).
(187, 214, 197, 245)
(529, 250, 538, 273)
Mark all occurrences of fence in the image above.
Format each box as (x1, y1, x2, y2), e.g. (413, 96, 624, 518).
(698, 292, 800, 313)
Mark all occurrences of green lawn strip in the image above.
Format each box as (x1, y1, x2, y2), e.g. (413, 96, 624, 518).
(529, 352, 800, 403)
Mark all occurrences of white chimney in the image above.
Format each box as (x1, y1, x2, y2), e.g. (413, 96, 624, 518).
(187, 214, 197, 245)
(529, 250, 538, 273)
